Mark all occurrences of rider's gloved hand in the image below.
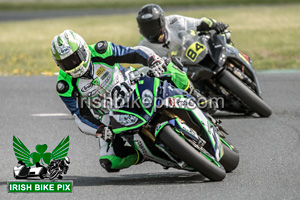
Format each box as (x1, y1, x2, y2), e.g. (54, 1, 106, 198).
(148, 55, 166, 77)
(96, 125, 114, 142)
(211, 22, 228, 33)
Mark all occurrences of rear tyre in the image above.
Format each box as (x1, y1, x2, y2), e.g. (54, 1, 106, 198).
(159, 125, 226, 181)
(219, 140, 239, 172)
(39, 168, 47, 179)
(219, 70, 272, 117)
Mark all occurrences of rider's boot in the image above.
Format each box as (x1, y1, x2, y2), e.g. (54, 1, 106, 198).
(98, 137, 144, 173)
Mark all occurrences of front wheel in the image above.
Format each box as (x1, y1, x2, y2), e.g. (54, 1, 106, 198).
(49, 169, 59, 180)
(159, 125, 226, 181)
(219, 70, 272, 117)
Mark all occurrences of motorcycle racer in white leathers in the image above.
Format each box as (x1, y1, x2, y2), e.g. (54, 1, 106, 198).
(136, 4, 231, 58)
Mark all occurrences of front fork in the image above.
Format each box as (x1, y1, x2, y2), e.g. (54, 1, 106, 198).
(143, 109, 221, 157)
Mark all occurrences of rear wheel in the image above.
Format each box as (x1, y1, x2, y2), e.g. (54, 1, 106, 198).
(219, 70, 272, 117)
(39, 168, 47, 179)
(219, 138, 239, 172)
(159, 125, 226, 181)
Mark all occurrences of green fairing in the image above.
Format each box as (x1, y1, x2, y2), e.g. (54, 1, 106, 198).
(164, 62, 189, 90)
(112, 78, 160, 134)
(111, 109, 147, 134)
(189, 108, 216, 148)
(135, 77, 160, 117)
(100, 154, 138, 169)
(169, 106, 216, 149)
(154, 117, 220, 167)
(57, 70, 74, 97)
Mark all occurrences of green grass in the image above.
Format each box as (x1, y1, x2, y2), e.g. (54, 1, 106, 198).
(0, 0, 298, 10)
(0, 4, 299, 75)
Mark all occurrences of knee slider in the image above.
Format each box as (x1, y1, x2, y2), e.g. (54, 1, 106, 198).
(99, 159, 120, 173)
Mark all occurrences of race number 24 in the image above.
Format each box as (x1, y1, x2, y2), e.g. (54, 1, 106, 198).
(186, 42, 205, 62)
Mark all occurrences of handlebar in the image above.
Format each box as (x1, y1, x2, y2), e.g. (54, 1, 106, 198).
(198, 24, 230, 36)
(128, 66, 173, 83)
(128, 66, 150, 83)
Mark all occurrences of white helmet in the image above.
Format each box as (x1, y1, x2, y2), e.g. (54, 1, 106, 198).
(51, 30, 91, 78)
(64, 156, 70, 165)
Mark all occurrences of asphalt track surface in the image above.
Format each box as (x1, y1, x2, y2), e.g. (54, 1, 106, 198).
(1, 72, 300, 199)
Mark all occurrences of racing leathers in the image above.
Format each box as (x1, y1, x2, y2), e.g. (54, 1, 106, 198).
(138, 15, 228, 113)
(138, 15, 230, 58)
(56, 41, 190, 172)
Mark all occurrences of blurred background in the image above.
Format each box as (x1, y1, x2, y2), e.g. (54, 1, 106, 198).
(0, 0, 299, 75)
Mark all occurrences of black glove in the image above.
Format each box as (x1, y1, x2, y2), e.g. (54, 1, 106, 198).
(211, 22, 228, 34)
(148, 55, 167, 77)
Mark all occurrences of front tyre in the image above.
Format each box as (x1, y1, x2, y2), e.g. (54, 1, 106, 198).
(49, 170, 59, 180)
(219, 70, 272, 117)
(159, 125, 226, 181)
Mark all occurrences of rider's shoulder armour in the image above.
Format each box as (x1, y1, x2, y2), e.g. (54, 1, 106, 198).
(56, 80, 69, 94)
(56, 70, 74, 97)
(95, 41, 108, 54)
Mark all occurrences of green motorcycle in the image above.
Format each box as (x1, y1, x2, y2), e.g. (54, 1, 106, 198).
(110, 66, 239, 181)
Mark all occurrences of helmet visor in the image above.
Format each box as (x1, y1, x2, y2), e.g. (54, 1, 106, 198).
(56, 45, 87, 71)
(139, 19, 162, 42)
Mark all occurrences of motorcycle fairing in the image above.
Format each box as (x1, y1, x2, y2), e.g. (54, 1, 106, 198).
(110, 109, 147, 134)
(110, 77, 160, 134)
(176, 30, 209, 65)
(134, 76, 160, 117)
(208, 35, 262, 96)
(154, 106, 224, 161)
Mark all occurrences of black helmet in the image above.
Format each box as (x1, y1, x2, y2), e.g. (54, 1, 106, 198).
(136, 4, 165, 43)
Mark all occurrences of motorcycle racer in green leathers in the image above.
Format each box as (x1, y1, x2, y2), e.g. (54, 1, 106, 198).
(51, 30, 213, 172)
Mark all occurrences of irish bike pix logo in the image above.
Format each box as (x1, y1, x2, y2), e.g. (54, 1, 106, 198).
(8, 136, 72, 193)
